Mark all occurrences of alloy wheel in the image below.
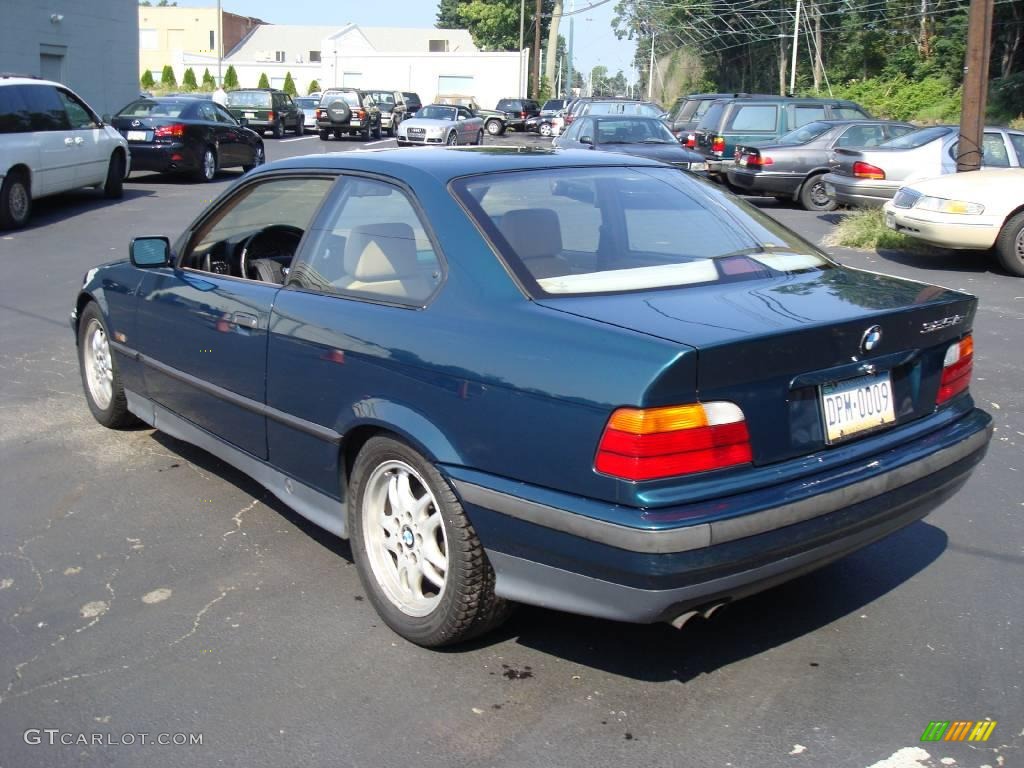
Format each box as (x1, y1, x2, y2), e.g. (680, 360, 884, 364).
(9, 181, 29, 223)
(83, 319, 113, 411)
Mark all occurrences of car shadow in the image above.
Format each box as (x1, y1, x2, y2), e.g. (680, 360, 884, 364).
(20, 188, 156, 230)
(126, 169, 247, 185)
(873, 247, 1002, 276)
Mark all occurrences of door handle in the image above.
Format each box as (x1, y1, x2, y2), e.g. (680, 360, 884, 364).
(75, 136, 84, 144)
(65, 137, 75, 145)
(230, 312, 259, 329)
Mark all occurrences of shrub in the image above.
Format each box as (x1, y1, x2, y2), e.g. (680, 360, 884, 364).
(307, 79, 320, 95)
(830, 75, 960, 122)
(160, 65, 177, 88)
(140, 70, 156, 89)
(201, 68, 216, 90)
(283, 71, 297, 96)
(257, 72, 270, 89)
(1011, 115, 1024, 130)
(828, 209, 927, 252)
(182, 67, 198, 90)
(223, 65, 239, 89)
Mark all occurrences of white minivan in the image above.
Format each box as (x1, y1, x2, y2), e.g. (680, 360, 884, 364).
(0, 75, 130, 229)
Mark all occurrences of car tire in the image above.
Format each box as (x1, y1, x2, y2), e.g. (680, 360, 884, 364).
(485, 119, 503, 136)
(272, 118, 284, 139)
(194, 147, 217, 182)
(295, 119, 304, 136)
(103, 152, 125, 199)
(539, 123, 552, 137)
(0, 169, 31, 230)
(446, 131, 458, 146)
(319, 129, 330, 141)
(77, 302, 138, 429)
(799, 173, 837, 212)
(335, 129, 344, 140)
(994, 211, 1024, 277)
(373, 122, 382, 140)
(241, 143, 265, 172)
(475, 130, 484, 145)
(348, 436, 512, 647)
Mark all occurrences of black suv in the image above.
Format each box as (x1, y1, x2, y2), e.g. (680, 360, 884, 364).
(495, 98, 541, 131)
(316, 89, 383, 141)
(223, 89, 303, 138)
(402, 92, 423, 116)
(692, 96, 871, 176)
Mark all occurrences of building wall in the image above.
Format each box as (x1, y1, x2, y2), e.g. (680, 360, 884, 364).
(139, 7, 263, 83)
(0, 0, 138, 116)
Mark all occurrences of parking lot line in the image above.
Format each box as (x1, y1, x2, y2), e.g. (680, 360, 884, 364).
(278, 136, 318, 143)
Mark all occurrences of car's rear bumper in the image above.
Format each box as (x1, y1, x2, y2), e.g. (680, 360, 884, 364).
(727, 168, 803, 196)
(823, 174, 900, 208)
(447, 407, 991, 624)
(316, 120, 366, 134)
(126, 143, 197, 173)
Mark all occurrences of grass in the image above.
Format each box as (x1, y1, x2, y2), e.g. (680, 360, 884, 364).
(826, 208, 930, 253)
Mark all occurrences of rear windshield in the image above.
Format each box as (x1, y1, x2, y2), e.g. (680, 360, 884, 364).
(696, 101, 726, 131)
(320, 91, 360, 107)
(225, 91, 272, 108)
(295, 98, 318, 109)
(778, 121, 833, 145)
(118, 100, 190, 118)
(587, 102, 663, 118)
(880, 126, 951, 149)
(452, 166, 829, 297)
(670, 99, 699, 123)
(725, 104, 778, 132)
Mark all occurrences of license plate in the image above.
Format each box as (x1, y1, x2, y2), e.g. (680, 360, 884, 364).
(820, 372, 895, 444)
(126, 130, 150, 142)
(244, 112, 255, 118)
(825, 182, 835, 196)
(885, 211, 896, 230)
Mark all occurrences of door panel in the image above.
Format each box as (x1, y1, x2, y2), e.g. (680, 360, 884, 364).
(58, 89, 107, 185)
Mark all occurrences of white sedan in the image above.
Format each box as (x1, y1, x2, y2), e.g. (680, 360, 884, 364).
(883, 168, 1024, 276)
(395, 104, 484, 147)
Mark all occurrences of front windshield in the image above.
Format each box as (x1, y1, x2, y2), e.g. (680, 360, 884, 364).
(452, 166, 828, 297)
(418, 106, 456, 121)
(778, 121, 833, 145)
(595, 118, 676, 144)
(880, 126, 952, 149)
(118, 100, 190, 118)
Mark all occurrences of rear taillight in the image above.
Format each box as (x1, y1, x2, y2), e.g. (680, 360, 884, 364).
(565, 114, 574, 125)
(748, 154, 773, 168)
(153, 123, 185, 138)
(520, 111, 527, 118)
(684, 133, 696, 148)
(358, 109, 366, 120)
(853, 161, 885, 180)
(711, 136, 725, 155)
(268, 111, 275, 121)
(595, 402, 753, 481)
(937, 335, 973, 405)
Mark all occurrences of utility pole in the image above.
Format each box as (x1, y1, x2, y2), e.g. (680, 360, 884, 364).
(567, 0, 574, 98)
(647, 29, 655, 100)
(789, 0, 802, 95)
(533, 0, 542, 99)
(957, 0, 994, 171)
(217, 0, 223, 84)
(519, 0, 525, 97)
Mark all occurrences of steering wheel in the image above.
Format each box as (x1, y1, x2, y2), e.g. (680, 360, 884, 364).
(239, 224, 304, 281)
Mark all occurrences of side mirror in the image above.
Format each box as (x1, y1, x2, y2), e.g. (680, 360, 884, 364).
(130, 236, 171, 268)
(238, 117, 249, 127)
(101, 114, 112, 124)
(457, 115, 466, 121)
(579, 135, 593, 146)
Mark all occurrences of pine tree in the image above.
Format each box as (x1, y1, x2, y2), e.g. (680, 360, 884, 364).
(257, 72, 270, 88)
(182, 67, 198, 90)
(307, 79, 320, 95)
(140, 70, 156, 89)
(160, 65, 177, 88)
(283, 72, 297, 96)
(201, 68, 216, 90)
(223, 65, 239, 89)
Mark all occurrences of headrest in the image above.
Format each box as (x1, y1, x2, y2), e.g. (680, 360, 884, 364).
(497, 209, 562, 261)
(343, 223, 417, 281)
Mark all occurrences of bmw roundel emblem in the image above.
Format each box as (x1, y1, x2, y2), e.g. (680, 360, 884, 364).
(860, 325, 882, 354)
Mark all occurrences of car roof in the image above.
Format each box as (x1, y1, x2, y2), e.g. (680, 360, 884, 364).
(256, 146, 663, 183)
(229, 87, 283, 93)
(0, 75, 63, 88)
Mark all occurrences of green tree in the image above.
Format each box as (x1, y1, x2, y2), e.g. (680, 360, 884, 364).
(140, 69, 156, 89)
(436, 0, 462, 27)
(307, 79, 321, 94)
(182, 67, 198, 90)
(257, 72, 270, 88)
(223, 65, 239, 89)
(160, 65, 177, 88)
(201, 68, 216, 90)
(283, 71, 297, 96)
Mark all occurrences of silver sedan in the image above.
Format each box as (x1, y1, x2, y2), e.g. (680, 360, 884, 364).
(396, 104, 484, 147)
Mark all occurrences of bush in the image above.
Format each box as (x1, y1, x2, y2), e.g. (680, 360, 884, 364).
(1011, 115, 1024, 130)
(201, 68, 216, 90)
(182, 67, 198, 90)
(257, 72, 270, 89)
(160, 65, 177, 88)
(828, 209, 927, 252)
(989, 73, 1024, 123)
(307, 79, 320, 95)
(223, 65, 239, 89)
(140, 70, 156, 89)
(283, 71, 297, 96)
(830, 75, 960, 122)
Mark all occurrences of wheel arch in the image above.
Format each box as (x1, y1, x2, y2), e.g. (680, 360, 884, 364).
(73, 291, 107, 342)
(794, 167, 831, 196)
(4, 163, 32, 192)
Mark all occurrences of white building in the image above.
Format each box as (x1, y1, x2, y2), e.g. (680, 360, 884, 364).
(178, 24, 524, 110)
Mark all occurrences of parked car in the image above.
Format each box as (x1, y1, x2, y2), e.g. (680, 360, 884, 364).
(668, 92, 769, 140)
(823, 125, 1024, 208)
(692, 96, 871, 177)
(576, 100, 666, 120)
(72, 147, 992, 647)
(364, 89, 407, 137)
(395, 104, 484, 146)
(111, 96, 265, 182)
(525, 112, 564, 137)
(883, 169, 1024, 276)
(435, 95, 507, 136)
(316, 89, 382, 141)
(0, 75, 129, 229)
(495, 97, 541, 131)
(540, 98, 568, 116)
(223, 88, 304, 138)
(726, 120, 915, 211)
(563, 96, 639, 128)
(554, 115, 707, 172)
(294, 96, 320, 131)
(402, 92, 423, 116)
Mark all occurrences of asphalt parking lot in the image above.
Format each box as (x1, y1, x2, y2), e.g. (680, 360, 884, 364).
(0, 130, 1021, 768)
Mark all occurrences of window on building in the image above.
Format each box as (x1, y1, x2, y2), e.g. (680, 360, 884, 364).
(209, 31, 215, 52)
(428, 39, 450, 52)
(139, 29, 158, 50)
(309, 51, 321, 63)
(275, 51, 286, 63)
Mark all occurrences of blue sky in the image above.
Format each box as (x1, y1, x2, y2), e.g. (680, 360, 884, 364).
(176, 0, 639, 85)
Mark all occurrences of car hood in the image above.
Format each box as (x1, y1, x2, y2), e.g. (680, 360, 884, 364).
(901, 168, 1024, 200)
(596, 143, 705, 163)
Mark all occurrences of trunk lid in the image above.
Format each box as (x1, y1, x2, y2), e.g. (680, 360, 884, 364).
(538, 266, 976, 465)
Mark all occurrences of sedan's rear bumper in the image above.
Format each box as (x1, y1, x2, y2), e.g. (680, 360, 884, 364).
(126, 143, 198, 173)
(727, 168, 803, 196)
(823, 173, 900, 208)
(448, 407, 991, 624)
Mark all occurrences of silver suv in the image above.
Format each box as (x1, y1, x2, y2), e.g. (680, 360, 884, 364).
(0, 75, 130, 229)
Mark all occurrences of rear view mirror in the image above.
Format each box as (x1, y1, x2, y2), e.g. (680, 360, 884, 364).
(130, 236, 171, 268)
(579, 135, 593, 146)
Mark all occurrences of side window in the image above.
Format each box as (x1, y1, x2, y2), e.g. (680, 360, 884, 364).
(578, 118, 595, 142)
(22, 85, 71, 131)
(1009, 133, 1024, 166)
(0, 86, 32, 133)
(726, 105, 777, 132)
(982, 132, 1010, 168)
(57, 90, 97, 129)
(794, 105, 826, 127)
(198, 102, 217, 122)
(214, 104, 237, 124)
(289, 177, 443, 305)
(183, 176, 336, 278)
